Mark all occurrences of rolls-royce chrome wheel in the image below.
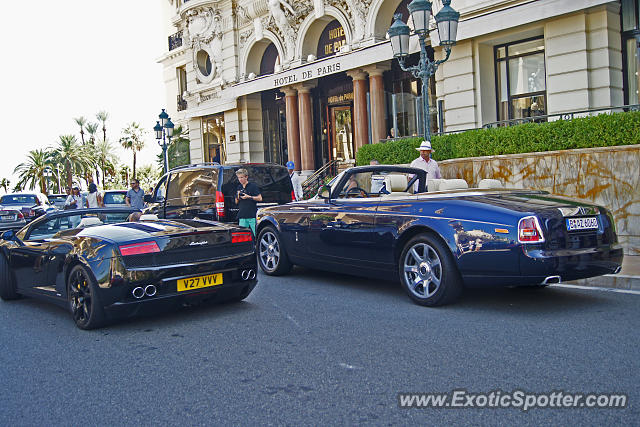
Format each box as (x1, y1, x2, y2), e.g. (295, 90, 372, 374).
(257, 226, 291, 276)
(399, 234, 462, 306)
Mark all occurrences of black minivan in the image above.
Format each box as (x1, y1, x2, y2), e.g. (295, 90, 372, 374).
(144, 163, 294, 222)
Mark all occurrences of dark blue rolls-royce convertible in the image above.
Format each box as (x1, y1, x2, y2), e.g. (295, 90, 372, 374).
(255, 165, 623, 306)
(0, 208, 257, 329)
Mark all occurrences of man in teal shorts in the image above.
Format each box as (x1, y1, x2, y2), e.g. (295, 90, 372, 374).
(234, 168, 262, 235)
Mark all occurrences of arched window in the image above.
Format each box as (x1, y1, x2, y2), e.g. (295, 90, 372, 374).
(259, 43, 280, 76)
(316, 20, 346, 59)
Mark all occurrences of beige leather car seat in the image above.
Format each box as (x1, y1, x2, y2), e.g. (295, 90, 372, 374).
(439, 179, 469, 191)
(77, 217, 103, 228)
(382, 174, 411, 197)
(427, 179, 444, 192)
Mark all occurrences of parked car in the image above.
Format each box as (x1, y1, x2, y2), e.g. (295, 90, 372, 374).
(48, 194, 68, 210)
(144, 163, 294, 222)
(255, 165, 623, 306)
(0, 193, 55, 223)
(0, 207, 258, 329)
(102, 190, 128, 207)
(0, 208, 26, 231)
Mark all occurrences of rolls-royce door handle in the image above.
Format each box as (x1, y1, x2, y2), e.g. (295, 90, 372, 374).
(309, 206, 331, 211)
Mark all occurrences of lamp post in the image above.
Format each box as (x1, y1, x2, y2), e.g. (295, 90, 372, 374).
(43, 166, 52, 195)
(154, 109, 175, 175)
(388, 0, 459, 142)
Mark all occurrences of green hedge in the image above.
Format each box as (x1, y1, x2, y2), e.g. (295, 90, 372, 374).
(355, 111, 640, 166)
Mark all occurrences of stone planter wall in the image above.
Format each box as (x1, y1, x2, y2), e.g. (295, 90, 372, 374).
(437, 145, 640, 255)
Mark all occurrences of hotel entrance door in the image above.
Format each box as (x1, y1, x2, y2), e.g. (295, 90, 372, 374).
(330, 106, 354, 163)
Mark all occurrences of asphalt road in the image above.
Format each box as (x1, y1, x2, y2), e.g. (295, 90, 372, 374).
(0, 268, 638, 425)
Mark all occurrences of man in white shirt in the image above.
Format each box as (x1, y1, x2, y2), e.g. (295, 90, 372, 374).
(286, 161, 303, 201)
(410, 140, 441, 192)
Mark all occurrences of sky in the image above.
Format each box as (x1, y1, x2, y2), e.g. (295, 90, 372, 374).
(0, 0, 168, 191)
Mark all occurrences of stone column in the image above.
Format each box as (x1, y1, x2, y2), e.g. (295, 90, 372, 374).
(347, 69, 369, 151)
(365, 64, 390, 144)
(296, 84, 315, 176)
(282, 87, 301, 172)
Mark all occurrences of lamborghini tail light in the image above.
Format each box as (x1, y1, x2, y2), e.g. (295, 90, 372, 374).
(119, 241, 160, 256)
(231, 231, 253, 243)
(518, 216, 545, 243)
(216, 191, 225, 218)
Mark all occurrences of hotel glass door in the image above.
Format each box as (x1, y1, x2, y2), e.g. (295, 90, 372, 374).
(330, 106, 354, 162)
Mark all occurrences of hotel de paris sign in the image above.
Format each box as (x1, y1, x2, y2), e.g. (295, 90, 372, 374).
(273, 20, 346, 88)
(272, 62, 342, 88)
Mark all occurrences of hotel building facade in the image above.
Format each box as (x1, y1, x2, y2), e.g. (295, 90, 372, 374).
(158, 0, 640, 176)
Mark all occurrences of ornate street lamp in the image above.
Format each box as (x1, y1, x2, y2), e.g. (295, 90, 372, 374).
(388, 0, 459, 142)
(154, 109, 175, 174)
(43, 166, 52, 195)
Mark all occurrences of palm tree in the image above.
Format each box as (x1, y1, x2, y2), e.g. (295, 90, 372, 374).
(156, 125, 190, 170)
(0, 178, 10, 193)
(97, 110, 109, 143)
(51, 135, 93, 188)
(85, 122, 99, 144)
(119, 122, 146, 179)
(85, 122, 101, 184)
(136, 164, 161, 191)
(120, 165, 131, 187)
(74, 116, 87, 144)
(14, 149, 52, 194)
(95, 139, 117, 187)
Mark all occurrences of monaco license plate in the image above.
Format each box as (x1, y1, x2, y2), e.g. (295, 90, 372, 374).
(177, 273, 223, 292)
(1, 215, 14, 221)
(566, 217, 599, 231)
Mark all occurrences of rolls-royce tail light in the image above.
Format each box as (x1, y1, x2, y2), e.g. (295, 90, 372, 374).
(518, 216, 545, 243)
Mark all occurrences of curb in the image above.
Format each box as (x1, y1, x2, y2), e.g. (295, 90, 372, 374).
(565, 274, 640, 292)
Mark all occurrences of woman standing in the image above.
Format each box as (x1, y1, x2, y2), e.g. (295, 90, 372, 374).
(85, 183, 102, 208)
(64, 186, 82, 209)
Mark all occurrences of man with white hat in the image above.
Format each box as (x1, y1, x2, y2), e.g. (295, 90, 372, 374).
(286, 161, 303, 201)
(410, 140, 441, 191)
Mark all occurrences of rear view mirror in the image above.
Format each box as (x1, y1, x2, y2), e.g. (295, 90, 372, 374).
(1, 230, 15, 241)
(317, 185, 331, 199)
(144, 194, 153, 203)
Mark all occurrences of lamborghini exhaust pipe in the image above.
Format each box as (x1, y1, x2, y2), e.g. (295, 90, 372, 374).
(132, 287, 145, 299)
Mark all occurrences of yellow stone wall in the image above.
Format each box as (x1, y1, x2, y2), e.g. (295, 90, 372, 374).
(438, 145, 640, 255)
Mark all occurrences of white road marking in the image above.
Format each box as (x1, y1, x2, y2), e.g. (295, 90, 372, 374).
(339, 363, 361, 370)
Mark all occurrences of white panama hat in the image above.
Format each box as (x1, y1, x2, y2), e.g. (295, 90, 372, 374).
(415, 140, 435, 152)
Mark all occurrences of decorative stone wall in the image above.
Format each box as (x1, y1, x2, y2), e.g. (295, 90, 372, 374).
(438, 145, 640, 255)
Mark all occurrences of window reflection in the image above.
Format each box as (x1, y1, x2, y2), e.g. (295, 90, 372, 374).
(203, 115, 226, 164)
(495, 37, 547, 121)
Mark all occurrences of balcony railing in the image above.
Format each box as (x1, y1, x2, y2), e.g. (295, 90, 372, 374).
(168, 31, 183, 51)
(177, 95, 187, 112)
(482, 104, 640, 129)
